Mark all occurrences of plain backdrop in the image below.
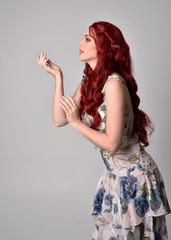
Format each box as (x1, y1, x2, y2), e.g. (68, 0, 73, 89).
(0, 0, 171, 239)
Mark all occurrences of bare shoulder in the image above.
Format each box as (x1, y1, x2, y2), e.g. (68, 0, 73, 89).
(105, 76, 127, 98)
(104, 76, 127, 112)
(104, 74, 132, 113)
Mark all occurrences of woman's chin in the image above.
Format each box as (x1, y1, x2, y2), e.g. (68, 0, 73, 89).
(79, 57, 86, 63)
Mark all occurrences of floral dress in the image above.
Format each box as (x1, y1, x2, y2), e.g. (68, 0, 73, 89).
(81, 74, 171, 240)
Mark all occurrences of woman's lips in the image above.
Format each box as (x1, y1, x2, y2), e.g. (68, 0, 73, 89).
(79, 50, 84, 54)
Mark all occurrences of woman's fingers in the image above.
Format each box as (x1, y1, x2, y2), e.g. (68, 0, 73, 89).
(37, 55, 43, 67)
(61, 96, 76, 113)
(40, 52, 45, 63)
(38, 52, 42, 65)
(59, 99, 70, 117)
(44, 58, 49, 66)
(38, 52, 48, 67)
(63, 95, 77, 110)
(43, 55, 49, 67)
(42, 53, 46, 63)
(68, 94, 77, 108)
(37, 52, 63, 78)
(59, 96, 80, 126)
(40, 52, 44, 61)
(60, 96, 72, 112)
(43, 53, 47, 61)
(37, 55, 40, 65)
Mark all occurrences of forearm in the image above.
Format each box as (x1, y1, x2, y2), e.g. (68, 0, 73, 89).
(72, 120, 118, 154)
(52, 77, 68, 127)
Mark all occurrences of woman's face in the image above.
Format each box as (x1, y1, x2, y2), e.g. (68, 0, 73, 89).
(78, 28, 97, 70)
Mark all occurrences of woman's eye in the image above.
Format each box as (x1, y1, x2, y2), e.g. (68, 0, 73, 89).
(85, 37, 90, 42)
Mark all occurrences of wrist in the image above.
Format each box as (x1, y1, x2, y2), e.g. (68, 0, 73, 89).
(71, 119, 82, 129)
(55, 71, 63, 81)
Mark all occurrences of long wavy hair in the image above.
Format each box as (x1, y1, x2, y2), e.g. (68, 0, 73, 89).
(79, 21, 154, 148)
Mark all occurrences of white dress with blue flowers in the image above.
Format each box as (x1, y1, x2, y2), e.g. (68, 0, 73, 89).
(81, 75, 171, 240)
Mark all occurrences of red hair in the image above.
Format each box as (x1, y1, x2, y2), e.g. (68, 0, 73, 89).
(79, 21, 154, 148)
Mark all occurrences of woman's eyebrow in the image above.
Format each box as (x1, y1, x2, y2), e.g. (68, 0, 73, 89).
(84, 34, 91, 37)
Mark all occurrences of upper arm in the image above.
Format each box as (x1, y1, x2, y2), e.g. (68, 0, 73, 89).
(72, 82, 81, 109)
(105, 78, 127, 153)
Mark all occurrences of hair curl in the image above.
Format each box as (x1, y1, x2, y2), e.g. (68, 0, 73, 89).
(79, 21, 154, 148)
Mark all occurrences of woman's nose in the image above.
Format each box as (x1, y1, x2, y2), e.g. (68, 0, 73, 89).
(78, 40, 83, 46)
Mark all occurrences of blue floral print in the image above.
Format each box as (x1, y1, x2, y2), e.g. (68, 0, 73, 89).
(163, 226, 168, 238)
(135, 196, 150, 217)
(155, 186, 162, 202)
(115, 225, 122, 229)
(127, 166, 135, 174)
(92, 187, 106, 216)
(155, 229, 162, 240)
(109, 237, 117, 240)
(104, 194, 113, 207)
(104, 194, 113, 213)
(113, 203, 118, 214)
(119, 174, 139, 204)
(137, 162, 146, 172)
(100, 150, 112, 172)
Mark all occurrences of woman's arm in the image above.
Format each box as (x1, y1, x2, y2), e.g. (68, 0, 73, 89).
(37, 52, 67, 126)
(52, 77, 68, 127)
(53, 80, 81, 127)
(60, 78, 126, 154)
(37, 52, 81, 127)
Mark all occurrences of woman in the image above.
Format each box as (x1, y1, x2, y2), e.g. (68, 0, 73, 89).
(37, 21, 171, 240)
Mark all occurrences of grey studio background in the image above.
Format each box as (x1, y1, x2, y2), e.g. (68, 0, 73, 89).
(0, 0, 171, 239)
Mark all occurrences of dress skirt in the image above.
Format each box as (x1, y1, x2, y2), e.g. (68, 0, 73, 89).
(91, 142, 171, 240)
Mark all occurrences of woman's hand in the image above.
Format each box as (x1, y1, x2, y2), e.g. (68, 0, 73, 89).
(59, 94, 81, 127)
(37, 52, 63, 79)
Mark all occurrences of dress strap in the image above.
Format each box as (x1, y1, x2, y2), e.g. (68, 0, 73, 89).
(101, 74, 127, 94)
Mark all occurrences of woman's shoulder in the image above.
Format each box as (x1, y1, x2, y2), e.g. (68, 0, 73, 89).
(107, 72, 127, 85)
(101, 72, 126, 94)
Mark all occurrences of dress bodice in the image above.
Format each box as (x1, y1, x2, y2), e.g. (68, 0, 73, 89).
(81, 74, 139, 151)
